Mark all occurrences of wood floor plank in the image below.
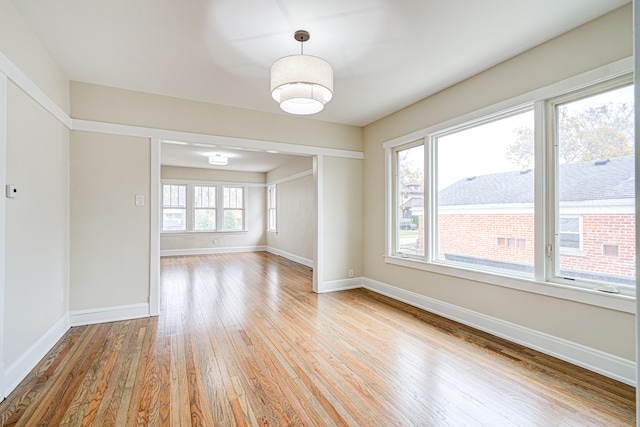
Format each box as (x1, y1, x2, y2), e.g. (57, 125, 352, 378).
(0, 252, 634, 426)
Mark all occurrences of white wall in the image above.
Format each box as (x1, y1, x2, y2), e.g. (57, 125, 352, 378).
(160, 166, 266, 253)
(70, 131, 150, 311)
(363, 4, 634, 370)
(266, 157, 314, 264)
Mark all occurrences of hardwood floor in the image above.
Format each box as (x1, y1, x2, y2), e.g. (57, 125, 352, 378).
(0, 252, 634, 426)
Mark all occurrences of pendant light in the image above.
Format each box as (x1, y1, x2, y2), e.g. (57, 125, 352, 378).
(270, 30, 333, 115)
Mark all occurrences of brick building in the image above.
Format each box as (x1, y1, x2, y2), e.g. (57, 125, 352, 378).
(422, 155, 635, 285)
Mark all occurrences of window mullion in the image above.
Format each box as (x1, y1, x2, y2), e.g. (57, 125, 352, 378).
(534, 100, 549, 282)
(186, 184, 194, 232)
(426, 136, 435, 262)
(216, 185, 223, 231)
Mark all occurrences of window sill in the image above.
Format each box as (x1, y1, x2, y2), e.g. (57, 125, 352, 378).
(384, 255, 635, 314)
(559, 249, 587, 257)
(161, 230, 248, 235)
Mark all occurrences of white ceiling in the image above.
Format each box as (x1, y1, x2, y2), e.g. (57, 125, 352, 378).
(161, 141, 302, 173)
(10, 0, 629, 171)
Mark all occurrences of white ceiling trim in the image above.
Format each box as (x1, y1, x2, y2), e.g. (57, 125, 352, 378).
(0, 50, 71, 128)
(72, 118, 364, 160)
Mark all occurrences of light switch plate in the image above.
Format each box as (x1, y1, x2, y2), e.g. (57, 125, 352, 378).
(6, 185, 17, 198)
(135, 195, 144, 206)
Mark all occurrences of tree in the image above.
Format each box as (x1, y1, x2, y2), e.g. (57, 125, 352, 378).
(398, 145, 424, 186)
(505, 126, 534, 169)
(505, 101, 634, 167)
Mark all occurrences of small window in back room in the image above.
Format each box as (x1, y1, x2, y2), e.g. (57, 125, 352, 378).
(162, 184, 187, 231)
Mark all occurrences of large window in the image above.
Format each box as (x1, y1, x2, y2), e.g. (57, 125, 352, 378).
(554, 84, 635, 287)
(267, 185, 277, 232)
(435, 109, 535, 277)
(385, 73, 635, 297)
(162, 182, 248, 233)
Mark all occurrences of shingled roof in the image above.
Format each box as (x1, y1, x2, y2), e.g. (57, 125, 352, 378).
(439, 155, 634, 206)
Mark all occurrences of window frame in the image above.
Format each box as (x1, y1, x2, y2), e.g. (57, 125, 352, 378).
(392, 141, 425, 259)
(161, 180, 249, 233)
(222, 186, 246, 232)
(193, 184, 217, 232)
(267, 184, 277, 232)
(382, 58, 634, 312)
(162, 184, 187, 232)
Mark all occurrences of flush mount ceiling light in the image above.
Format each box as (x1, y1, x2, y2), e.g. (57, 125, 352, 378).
(208, 154, 228, 166)
(270, 30, 333, 115)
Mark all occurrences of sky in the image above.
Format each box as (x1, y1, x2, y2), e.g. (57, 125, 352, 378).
(403, 83, 634, 191)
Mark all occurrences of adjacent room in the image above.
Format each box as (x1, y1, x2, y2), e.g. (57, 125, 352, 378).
(0, 0, 637, 424)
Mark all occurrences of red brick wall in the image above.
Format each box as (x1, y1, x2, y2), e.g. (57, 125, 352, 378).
(560, 214, 635, 278)
(436, 213, 635, 279)
(438, 214, 535, 264)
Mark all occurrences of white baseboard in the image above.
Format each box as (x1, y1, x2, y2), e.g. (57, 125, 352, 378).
(362, 278, 635, 386)
(160, 245, 267, 257)
(319, 277, 363, 293)
(3, 314, 70, 398)
(267, 247, 314, 268)
(70, 303, 150, 327)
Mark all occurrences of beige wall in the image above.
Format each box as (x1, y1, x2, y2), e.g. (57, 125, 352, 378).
(266, 157, 314, 262)
(160, 166, 266, 251)
(70, 81, 362, 152)
(0, 0, 69, 112)
(266, 156, 312, 182)
(70, 131, 150, 310)
(1, 0, 71, 375)
(4, 82, 69, 367)
(322, 156, 363, 281)
(363, 5, 635, 359)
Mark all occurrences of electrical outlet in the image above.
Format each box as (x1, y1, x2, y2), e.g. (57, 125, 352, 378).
(213, 239, 218, 245)
(348, 269, 354, 278)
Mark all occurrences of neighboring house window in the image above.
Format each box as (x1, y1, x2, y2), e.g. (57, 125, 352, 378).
(267, 185, 277, 232)
(162, 181, 248, 232)
(162, 184, 187, 231)
(497, 237, 526, 249)
(223, 187, 244, 231)
(558, 217, 581, 250)
(384, 73, 635, 296)
(394, 143, 424, 257)
(603, 244, 619, 257)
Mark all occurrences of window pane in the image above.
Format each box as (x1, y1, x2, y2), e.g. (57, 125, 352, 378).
(163, 184, 186, 208)
(224, 209, 243, 230)
(556, 84, 635, 286)
(163, 208, 186, 231)
(194, 209, 216, 231)
(194, 185, 215, 208)
(437, 110, 535, 277)
(559, 217, 579, 233)
(224, 187, 243, 209)
(395, 144, 424, 256)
